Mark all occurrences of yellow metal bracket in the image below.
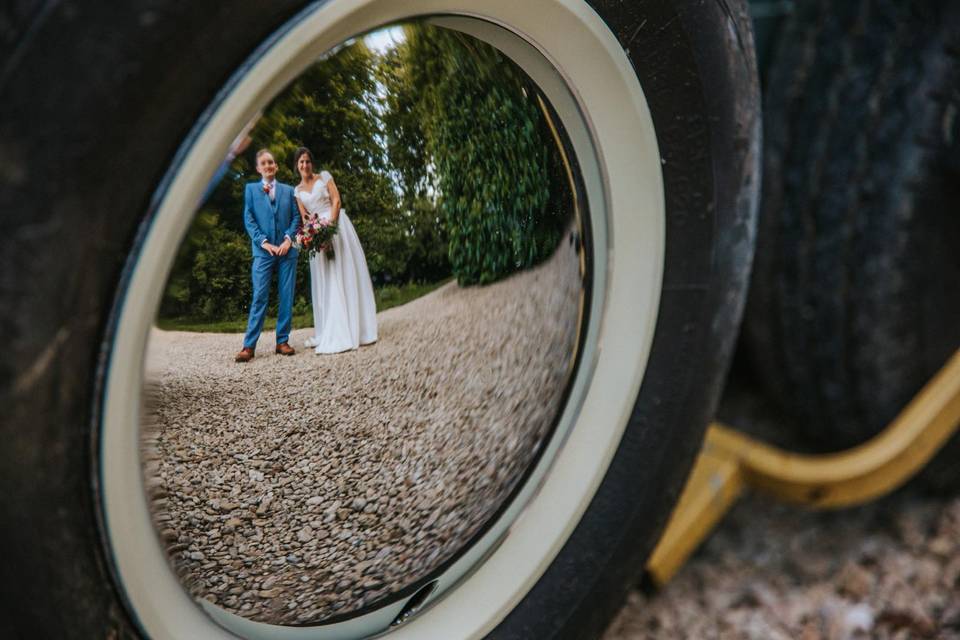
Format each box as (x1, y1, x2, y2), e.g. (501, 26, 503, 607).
(646, 349, 960, 588)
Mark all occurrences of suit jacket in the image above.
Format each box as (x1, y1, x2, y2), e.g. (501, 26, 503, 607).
(243, 181, 300, 258)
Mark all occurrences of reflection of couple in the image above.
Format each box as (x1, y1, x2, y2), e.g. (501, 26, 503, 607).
(234, 147, 377, 363)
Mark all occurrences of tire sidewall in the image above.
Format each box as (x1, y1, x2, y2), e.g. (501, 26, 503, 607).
(0, 1, 759, 638)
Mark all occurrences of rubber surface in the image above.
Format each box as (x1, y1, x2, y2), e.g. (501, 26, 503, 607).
(0, 1, 759, 637)
(744, 0, 960, 489)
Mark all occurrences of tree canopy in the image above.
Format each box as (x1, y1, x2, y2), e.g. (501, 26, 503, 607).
(160, 23, 572, 321)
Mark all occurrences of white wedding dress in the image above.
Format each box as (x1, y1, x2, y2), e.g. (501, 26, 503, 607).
(295, 171, 377, 354)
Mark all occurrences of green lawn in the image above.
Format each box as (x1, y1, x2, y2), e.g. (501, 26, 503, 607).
(156, 279, 451, 333)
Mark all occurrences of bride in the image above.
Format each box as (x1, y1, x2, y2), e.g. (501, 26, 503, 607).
(293, 146, 377, 353)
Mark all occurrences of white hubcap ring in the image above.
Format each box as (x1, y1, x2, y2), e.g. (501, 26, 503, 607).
(100, 1, 664, 638)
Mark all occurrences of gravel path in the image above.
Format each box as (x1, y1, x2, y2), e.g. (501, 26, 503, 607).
(603, 379, 960, 640)
(142, 238, 581, 625)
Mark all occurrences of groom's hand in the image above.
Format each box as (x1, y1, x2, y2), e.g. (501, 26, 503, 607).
(277, 237, 292, 256)
(262, 242, 279, 256)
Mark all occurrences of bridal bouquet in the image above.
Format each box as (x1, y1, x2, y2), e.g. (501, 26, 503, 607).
(295, 215, 338, 259)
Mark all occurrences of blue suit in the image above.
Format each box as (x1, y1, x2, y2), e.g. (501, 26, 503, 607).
(242, 180, 299, 349)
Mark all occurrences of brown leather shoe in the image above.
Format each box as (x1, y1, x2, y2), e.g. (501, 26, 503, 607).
(275, 342, 295, 356)
(235, 347, 255, 363)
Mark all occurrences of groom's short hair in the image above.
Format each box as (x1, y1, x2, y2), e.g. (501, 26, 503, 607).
(255, 148, 273, 162)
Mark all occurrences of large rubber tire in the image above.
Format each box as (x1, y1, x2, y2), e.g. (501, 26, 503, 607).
(744, 0, 960, 487)
(0, 1, 758, 638)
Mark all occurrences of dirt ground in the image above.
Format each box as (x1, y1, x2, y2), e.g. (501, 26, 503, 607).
(605, 489, 960, 640)
(603, 374, 960, 640)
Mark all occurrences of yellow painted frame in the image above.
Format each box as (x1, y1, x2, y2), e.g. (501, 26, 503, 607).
(646, 349, 960, 587)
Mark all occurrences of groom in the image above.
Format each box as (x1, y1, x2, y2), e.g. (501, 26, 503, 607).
(235, 148, 300, 363)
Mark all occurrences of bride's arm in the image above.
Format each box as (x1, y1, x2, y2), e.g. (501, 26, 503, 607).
(295, 191, 310, 224)
(326, 176, 341, 224)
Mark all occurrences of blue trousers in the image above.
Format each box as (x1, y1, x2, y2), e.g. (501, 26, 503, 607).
(243, 253, 297, 349)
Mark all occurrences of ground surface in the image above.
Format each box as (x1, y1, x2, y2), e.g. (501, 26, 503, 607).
(142, 239, 581, 625)
(605, 489, 960, 640)
(603, 376, 960, 640)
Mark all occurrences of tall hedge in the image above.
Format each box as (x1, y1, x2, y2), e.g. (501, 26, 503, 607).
(388, 26, 568, 285)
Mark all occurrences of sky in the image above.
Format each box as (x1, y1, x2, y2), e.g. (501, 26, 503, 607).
(363, 25, 407, 54)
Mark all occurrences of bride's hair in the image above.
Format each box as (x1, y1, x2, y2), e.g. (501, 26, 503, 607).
(293, 146, 315, 172)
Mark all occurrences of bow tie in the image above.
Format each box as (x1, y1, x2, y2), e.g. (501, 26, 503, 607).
(262, 183, 274, 194)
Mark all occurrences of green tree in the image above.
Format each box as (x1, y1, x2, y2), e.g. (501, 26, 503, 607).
(378, 45, 451, 284)
(378, 45, 433, 209)
(246, 41, 411, 283)
(159, 24, 572, 323)
(160, 210, 252, 319)
(161, 38, 418, 322)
